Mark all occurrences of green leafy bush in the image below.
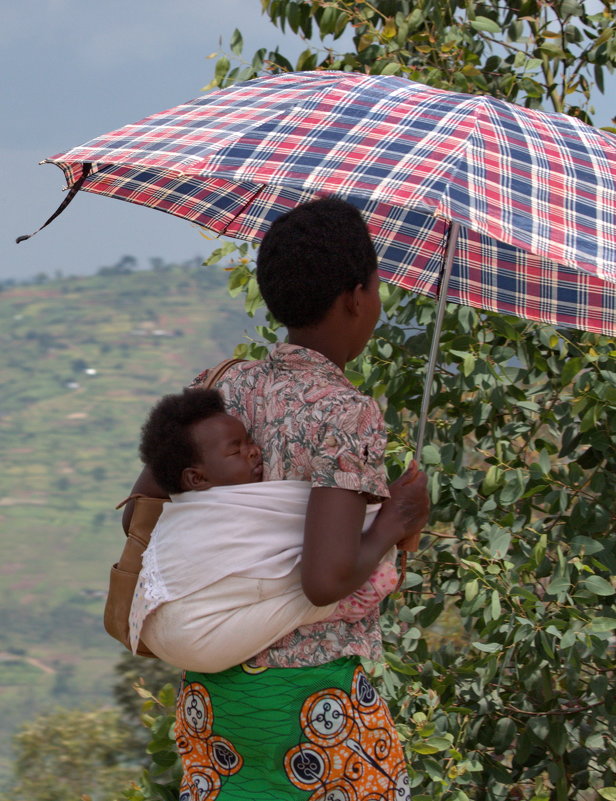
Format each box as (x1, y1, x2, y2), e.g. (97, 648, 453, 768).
(127, 0, 616, 795)
(129, 250, 615, 801)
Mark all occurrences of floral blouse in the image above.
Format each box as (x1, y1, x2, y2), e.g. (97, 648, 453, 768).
(192, 343, 390, 668)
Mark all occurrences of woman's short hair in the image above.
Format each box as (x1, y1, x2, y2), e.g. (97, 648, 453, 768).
(139, 388, 225, 494)
(256, 197, 378, 328)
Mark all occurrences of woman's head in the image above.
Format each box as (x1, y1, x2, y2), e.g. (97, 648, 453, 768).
(256, 197, 378, 329)
(139, 388, 262, 494)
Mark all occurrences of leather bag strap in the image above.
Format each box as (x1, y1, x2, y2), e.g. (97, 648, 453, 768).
(201, 357, 246, 388)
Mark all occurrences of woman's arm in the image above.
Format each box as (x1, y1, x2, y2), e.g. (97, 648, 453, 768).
(301, 462, 429, 606)
(121, 465, 169, 533)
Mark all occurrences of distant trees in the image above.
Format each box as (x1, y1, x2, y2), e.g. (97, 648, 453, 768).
(0, 707, 135, 801)
(97, 254, 138, 276)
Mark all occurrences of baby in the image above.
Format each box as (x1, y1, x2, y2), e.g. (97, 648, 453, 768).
(129, 387, 398, 671)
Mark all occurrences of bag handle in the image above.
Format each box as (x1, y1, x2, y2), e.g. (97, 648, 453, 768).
(202, 357, 246, 388)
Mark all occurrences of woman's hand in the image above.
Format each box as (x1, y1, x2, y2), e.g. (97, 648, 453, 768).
(385, 460, 430, 552)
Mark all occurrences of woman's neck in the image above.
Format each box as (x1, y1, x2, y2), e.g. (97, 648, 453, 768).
(287, 327, 348, 371)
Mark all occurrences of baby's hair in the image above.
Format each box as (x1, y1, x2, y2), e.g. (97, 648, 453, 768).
(139, 388, 226, 494)
(256, 197, 378, 328)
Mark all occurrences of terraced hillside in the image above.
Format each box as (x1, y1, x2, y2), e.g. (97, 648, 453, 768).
(0, 263, 256, 786)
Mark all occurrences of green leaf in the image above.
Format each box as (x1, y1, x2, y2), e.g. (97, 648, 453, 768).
(319, 5, 339, 36)
(499, 469, 527, 504)
(465, 578, 479, 602)
(402, 572, 424, 589)
(570, 535, 605, 556)
(580, 402, 600, 433)
(151, 749, 179, 767)
(547, 719, 568, 755)
(561, 356, 583, 386)
(449, 791, 471, 801)
(481, 465, 503, 495)
(589, 617, 616, 633)
(418, 598, 444, 627)
(421, 444, 440, 465)
(470, 16, 502, 33)
(417, 724, 437, 741)
(472, 641, 501, 653)
(598, 789, 616, 801)
(493, 717, 516, 753)
(424, 736, 453, 751)
(583, 576, 615, 596)
(411, 741, 442, 754)
(385, 653, 419, 676)
(157, 683, 177, 708)
(491, 589, 502, 619)
(539, 630, 555, 659)
(380, 62, 403, 76)
(214, 55, 230, 84)
(538, 449, 551, 475)
(463, 352, 476, 376)
(488, 528, 511, 558)
(528, 716, 549, 741)
(295, 49, 317, 72)
(461, 559, 484, 575)
(345, 368, 364, 387)
(539, 41, 567, 58)
(230, 28, 243, 55)
(547, 571, 570, 595)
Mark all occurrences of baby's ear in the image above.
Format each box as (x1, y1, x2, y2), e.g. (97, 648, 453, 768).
(181, 467, 212, 492)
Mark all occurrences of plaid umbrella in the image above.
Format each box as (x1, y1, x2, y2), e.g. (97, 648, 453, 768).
(20, 71, 616, 451)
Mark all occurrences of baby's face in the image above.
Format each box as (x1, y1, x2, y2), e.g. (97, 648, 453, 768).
(189, 413, 263, 487)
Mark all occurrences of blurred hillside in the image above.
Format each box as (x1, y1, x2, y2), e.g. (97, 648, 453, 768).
(0, 261, 257, 786)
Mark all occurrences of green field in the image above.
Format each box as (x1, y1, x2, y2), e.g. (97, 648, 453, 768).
(0, 263, 257, 786)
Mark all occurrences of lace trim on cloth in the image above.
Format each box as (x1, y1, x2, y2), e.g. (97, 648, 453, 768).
(140, 544, 170, 608)
(128, 543, 169, 653)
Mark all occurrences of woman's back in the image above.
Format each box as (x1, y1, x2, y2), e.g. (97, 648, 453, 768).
(195, 342, 391, 668)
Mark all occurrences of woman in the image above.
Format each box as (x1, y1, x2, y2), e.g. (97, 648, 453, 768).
(123, 198, 430, 801)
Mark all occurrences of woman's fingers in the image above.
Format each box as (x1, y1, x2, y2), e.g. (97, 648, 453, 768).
(388, 462, 430, 539)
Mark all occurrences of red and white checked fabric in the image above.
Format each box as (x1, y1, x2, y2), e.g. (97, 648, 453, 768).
(47, 71, 616, 335)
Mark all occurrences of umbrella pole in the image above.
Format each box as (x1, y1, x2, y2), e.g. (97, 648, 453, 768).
(414, 221, 461, 460)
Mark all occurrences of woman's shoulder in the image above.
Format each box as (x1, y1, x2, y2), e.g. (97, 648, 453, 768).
(191, 357, 265, 388)
(317, 385, 385, 431)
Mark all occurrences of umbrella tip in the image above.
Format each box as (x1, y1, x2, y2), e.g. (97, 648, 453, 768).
(16, 234, 31, 244)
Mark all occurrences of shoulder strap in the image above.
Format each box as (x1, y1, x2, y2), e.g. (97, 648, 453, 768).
(201, 357, 246, 389)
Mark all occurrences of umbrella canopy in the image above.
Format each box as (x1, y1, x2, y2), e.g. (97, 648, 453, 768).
(34, 70, 616, 340)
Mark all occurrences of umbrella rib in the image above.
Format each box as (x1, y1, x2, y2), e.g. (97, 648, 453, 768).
(217, 184, 267, 237)
(415, 220, 461, 459)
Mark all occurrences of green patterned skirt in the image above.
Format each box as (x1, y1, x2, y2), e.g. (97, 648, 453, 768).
(175, 657, 410, 801)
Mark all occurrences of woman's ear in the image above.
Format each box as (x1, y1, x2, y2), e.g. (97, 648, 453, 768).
(343, 283, 364, 317)
(181, 467, 213, 492)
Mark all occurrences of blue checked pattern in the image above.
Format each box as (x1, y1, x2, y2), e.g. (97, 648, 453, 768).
(47, 71, 616, 335)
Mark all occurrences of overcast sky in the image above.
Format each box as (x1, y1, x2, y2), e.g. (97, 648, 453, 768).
(3, 1, 311, 281)
(3, 1, 615, 281)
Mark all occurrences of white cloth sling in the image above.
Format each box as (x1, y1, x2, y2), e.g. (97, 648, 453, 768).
(130, 480, 385, 672)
